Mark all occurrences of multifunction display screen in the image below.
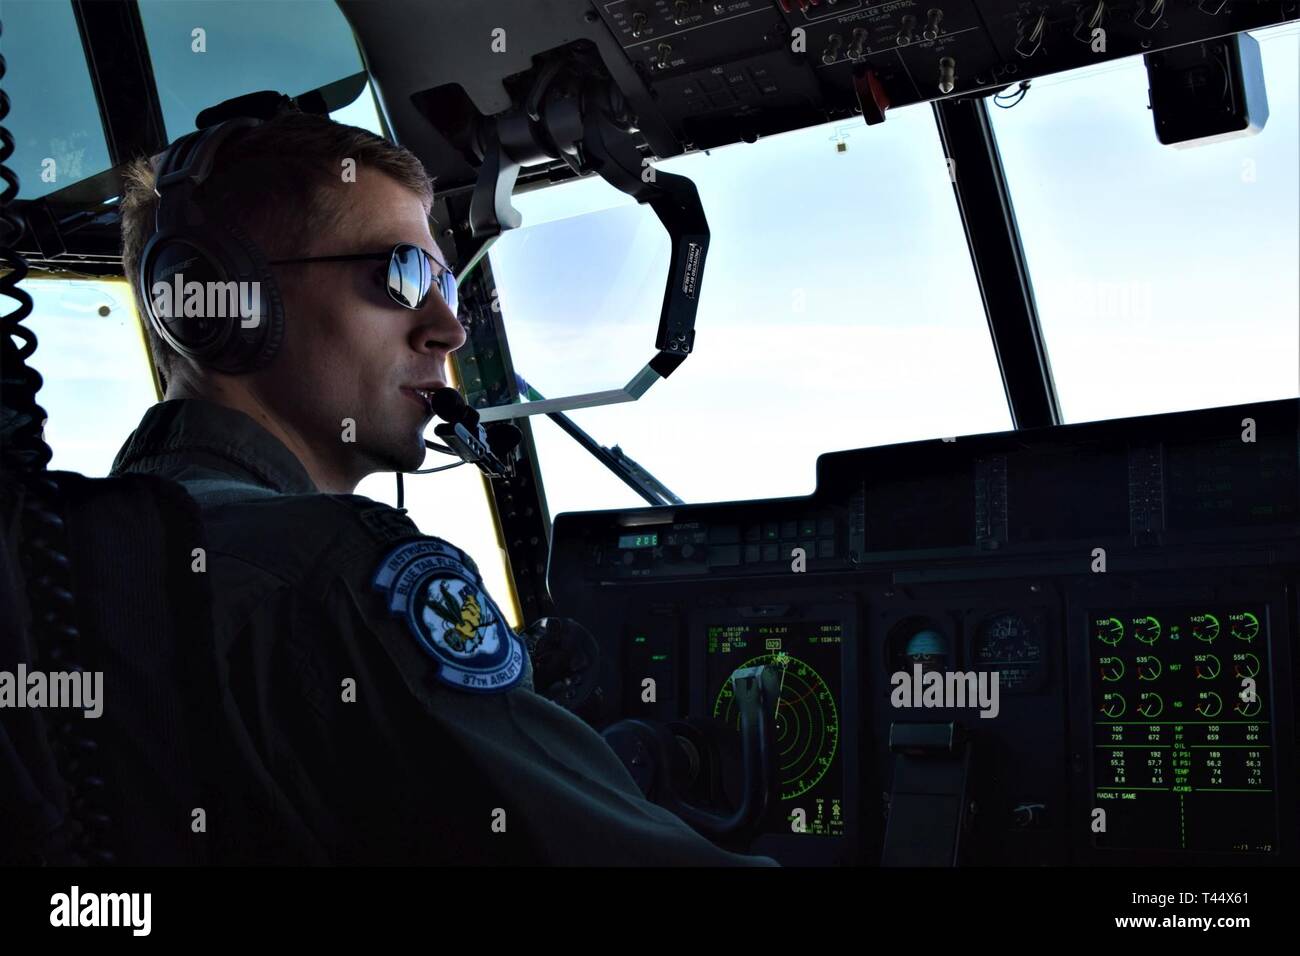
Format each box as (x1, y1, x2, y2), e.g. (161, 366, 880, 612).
(706, 620, 845, 836)
(1090, 606, 1276, 853)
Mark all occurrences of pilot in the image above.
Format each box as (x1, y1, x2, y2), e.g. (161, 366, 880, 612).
(111, 105, 777, 866)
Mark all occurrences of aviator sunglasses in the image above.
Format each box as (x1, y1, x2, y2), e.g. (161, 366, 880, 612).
(269, 242, 458, 314)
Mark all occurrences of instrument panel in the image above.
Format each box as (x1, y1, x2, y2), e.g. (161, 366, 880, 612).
(591, 0, 1297, 148)
(336, 0, 1299, 201)
(549, 397, 1300, 865)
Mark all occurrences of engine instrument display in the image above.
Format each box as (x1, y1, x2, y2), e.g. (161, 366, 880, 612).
(706, 620, 844, 836)
(1089, 605, 1276, 853)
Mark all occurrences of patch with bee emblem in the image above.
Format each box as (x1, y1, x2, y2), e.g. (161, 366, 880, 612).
(372, 538, 525, 693)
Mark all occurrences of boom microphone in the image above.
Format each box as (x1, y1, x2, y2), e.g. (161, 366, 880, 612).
(424, 386, 521, 478)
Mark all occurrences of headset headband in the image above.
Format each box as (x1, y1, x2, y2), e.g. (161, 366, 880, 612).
(153, 91, 298, 231)
(153, 117, 262, 233)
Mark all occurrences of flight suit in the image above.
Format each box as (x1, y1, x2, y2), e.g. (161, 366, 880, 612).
(110, 398, 777, 866)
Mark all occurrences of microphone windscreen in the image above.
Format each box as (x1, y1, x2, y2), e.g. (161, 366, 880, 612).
(429, 386, 466, 421)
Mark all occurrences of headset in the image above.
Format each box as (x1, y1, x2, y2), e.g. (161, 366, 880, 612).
(137, 91, 297, 374)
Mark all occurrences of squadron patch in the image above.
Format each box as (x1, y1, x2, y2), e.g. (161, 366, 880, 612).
(372, 538, 526, 693)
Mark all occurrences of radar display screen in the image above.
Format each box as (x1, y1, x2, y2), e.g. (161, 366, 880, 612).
(706, 620, 844, 836)
(1089, 606, 1277, 853)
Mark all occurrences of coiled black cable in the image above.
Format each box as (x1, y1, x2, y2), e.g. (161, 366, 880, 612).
(0, 18, 111, 865)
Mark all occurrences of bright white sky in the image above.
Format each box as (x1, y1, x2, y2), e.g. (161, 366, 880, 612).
(19, 23, 1300, 626)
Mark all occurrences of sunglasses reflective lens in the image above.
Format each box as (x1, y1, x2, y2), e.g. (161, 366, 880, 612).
(388, 244, 425, 308)
(440, 271, 458, 315)
(389, 244, 457, 313)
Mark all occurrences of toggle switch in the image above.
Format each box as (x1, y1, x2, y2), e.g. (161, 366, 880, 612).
(848, 27, 869, 58)
(923, 8, 944, 41)
(1073, 1, 1106, 43)
(1014, 12, 1046, 58)
(1134, 0, 1166, 30)
(938, 56, 956, 94)
(896, 14, 917, 46)
(822, 33, 843, 64)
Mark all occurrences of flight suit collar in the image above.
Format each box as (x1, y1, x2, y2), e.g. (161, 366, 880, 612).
(110, 398, 319, 495)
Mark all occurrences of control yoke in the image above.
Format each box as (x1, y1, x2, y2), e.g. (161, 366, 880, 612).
(602, 665, 781, 842)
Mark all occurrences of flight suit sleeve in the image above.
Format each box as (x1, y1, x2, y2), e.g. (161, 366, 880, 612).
(294, 496, 780, 866)
(215, 570, 537, 864)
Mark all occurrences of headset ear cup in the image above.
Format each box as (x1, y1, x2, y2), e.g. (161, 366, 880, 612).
(220, 221, 284, 373)
(139, 221, 284, 374)
(141, 116, 287, 375)
(139, 228, 234, 364)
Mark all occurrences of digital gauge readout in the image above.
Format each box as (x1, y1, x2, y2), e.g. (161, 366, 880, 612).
(707, 621, 844, 836)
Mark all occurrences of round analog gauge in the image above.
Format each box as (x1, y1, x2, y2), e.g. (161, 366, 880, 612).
(1100, 692, 1126, 719)
(1095, 617, 1124, 646)
(1230, 612, 1260, 643)
(1195, 691, 1223, 718)
(971, 612, 1044, 691)
(1133, 616, 1161, 645)
(1191, 614, 1220, 643)
(1135, 655, 1162, 681)
(1099, 656, 1124, 682)
(1235, 694, 1263, 718)
(1233, 653, 1261, 679)
(1137, 692, 1164, 718)
(889, 620, 949, 675)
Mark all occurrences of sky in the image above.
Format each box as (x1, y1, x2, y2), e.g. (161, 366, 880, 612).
(8, 4, 1298, 625)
